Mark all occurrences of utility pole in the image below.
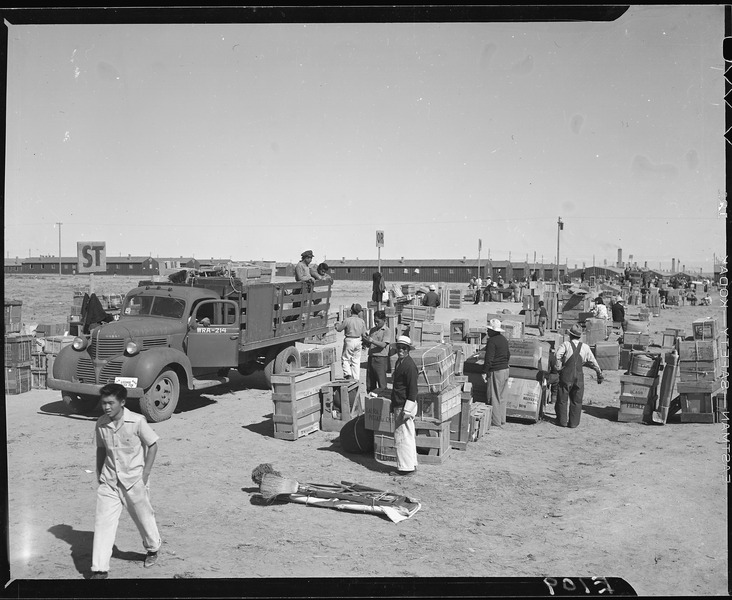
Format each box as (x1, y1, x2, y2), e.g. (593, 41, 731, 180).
(56, 222, 62, 276)
(556, 217, 563, 282)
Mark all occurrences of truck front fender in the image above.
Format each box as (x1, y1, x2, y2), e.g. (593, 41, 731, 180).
(124, 348, 193, 391)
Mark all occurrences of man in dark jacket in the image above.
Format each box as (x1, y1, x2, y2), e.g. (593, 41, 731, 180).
(611, 297, 626, 331)
(483, 318, 510, 428)
(390, 335, 419, 476)
(421, 285, 441, 308)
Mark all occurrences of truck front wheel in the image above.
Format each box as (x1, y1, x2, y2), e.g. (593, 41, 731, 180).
(140, 369, 180, 422)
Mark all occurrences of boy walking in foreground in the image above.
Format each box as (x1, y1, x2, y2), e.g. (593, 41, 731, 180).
(90, 383, 161, 579)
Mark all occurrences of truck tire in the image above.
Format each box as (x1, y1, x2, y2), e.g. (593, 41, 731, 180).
(140, 369, 180, 422)
(237, 361, 259, 377)
(62, 393, 99, 414)
(263, 346, 301, 388)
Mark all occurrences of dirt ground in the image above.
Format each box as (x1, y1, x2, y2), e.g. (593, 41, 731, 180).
(4, 274, 729, 596)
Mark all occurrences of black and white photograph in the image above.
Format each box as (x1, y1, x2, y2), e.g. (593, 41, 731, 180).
(3, 6, 728, 597)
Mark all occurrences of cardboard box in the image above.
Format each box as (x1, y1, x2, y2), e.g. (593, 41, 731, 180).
(504, 377, 543, 422)
(508, 338, 542, 369)
(364, 393, 395, 433)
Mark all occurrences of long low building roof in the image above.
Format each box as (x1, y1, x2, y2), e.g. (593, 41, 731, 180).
(322, 259, 566, 268)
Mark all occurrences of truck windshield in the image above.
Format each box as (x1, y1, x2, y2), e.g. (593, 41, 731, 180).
(123, 294, 186, 319)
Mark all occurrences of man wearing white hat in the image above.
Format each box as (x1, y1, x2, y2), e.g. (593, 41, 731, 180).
(389, 335, 419, 476)
(421, 284, 441, 308)
(483, 318, 511, 428)
(554, 324, 604, 428)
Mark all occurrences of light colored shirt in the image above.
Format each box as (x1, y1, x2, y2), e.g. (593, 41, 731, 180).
(335, 315, 368, 338)
(95, 408, 159, 489)
(367, 324, 391, 356)
(554, 340, 602, 373)
(295, 260, 314, 282)
(591, 304, 610, 320)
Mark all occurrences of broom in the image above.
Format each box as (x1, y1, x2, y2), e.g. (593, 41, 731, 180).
(251, 463, 282, 485)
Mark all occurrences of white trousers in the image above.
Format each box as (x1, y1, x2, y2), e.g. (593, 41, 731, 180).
(92, 479, 161, 572)
(341, 337, 362, 380)
(394, 410, 418, 471)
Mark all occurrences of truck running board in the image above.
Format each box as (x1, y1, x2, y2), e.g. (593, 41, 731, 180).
(191, 376, 230, 390)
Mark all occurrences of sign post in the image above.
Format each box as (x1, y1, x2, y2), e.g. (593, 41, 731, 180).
(376, 230, 384, 275)
(77, 241, 106, 295)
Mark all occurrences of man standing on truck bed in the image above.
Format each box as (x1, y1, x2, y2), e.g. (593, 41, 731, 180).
(90, 383, 162, 579)
(335, 303, 368, 380)
(295, 250, 316, 283)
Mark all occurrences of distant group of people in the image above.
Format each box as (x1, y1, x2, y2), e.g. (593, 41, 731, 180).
(295, 249, 332, 285)
(469, 275, 521, 304)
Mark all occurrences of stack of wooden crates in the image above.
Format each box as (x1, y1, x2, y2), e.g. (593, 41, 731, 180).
(505, 337, 551, 423)
(370, 343, 461, 465)
(618, 349, 662, 423)
(270, 366, 333, 440)
(677, 317, 725, 423)
(5, 300, 32, 395)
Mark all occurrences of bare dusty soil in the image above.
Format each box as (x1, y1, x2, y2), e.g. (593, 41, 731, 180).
(4, 275, 729, 596)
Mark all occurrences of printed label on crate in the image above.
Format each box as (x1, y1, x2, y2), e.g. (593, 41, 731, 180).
(114, 377, 139, 388)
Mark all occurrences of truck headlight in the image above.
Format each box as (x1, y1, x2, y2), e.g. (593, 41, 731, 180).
(125, 341, 140, 356)
(72, 336, 88, 350)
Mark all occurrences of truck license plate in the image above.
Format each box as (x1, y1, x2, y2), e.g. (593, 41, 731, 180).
(114, 377, 138, 388)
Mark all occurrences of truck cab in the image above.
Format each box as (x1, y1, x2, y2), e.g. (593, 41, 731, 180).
(48, 277, 331, 422)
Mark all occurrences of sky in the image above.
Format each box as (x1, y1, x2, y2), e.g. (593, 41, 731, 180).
(3, 6, 727, 273)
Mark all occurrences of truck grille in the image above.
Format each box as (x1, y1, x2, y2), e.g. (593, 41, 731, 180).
(100, 359, 124, 383)
(91, 339, 125, 360)
(76, 356, 97, 384)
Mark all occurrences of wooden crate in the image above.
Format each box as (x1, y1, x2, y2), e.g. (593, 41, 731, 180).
(43, 335, 75, 355)
(31, 368, 47, 389)
(619, 374, 659, 400)
(416, 383, 463, 422)
(450, 390, 473, 451)
(678, 360, 720, 383)
(692, 317, 720, 341)
(678, 340, 719, 362)
(320, 379, 362, 432)
(272, 389, 322, 441)
(35, 323, 67, 337)
(623, 332, 650, 349)
(4, 300, 22, 334)
(617, 394, 655, 423)
(469, 403, 491, 441)
(594, 342, 620, 371)
(5, 335, 34, 367)
(300, 346, 337, 368)
(449, 319, 470, 342)
(714, 394, 727, 424)
(414, 420, 452, 464)
(410, 344, 456, 393)
(30, 352, 47, 371)
(5, 365, 32, 395)
(373, 420, 452, 465)
(270, 366, 332, 400)
(679, 388, 722, 424)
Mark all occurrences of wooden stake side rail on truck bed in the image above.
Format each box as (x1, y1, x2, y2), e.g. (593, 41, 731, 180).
(236, 280, 332, 352)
